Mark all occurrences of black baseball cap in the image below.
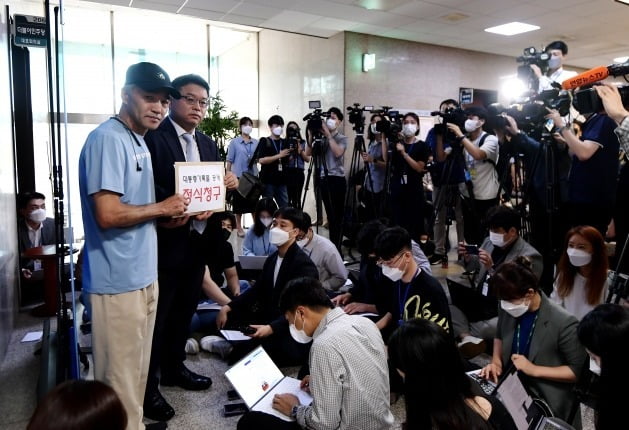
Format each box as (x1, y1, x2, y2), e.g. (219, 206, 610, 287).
(124, 62, 180, 98)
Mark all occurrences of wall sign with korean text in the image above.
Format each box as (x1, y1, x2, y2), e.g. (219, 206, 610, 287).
(175, 162, 225, 215)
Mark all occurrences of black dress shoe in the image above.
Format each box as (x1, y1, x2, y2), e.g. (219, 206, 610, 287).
(146, 422, 168, 430)
(160, 366, 212, 391)
(143, 389, 175, 422)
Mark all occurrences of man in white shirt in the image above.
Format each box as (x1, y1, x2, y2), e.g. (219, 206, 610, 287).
(238, 277, 394, 430)
(531, 40, 577, 93)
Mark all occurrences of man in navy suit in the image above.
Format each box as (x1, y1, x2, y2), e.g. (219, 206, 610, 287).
(17, 191, 57, 279)
(144, 74, 238, 422)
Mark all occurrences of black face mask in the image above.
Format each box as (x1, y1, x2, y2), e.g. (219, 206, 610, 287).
(222, 228, 232, 241)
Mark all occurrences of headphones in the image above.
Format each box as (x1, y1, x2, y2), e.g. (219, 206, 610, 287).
(111, 116, 144, 171)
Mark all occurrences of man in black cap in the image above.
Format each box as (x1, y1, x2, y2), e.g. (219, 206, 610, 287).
(79, 62, 188, 430)
(143, 74, 238, 422)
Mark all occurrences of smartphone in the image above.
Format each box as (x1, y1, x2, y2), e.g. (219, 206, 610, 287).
(227, 389, 241, 401)
(465, 244, 479, 255)
(223, 402, 248, 417)
(240, 325, 256, 335)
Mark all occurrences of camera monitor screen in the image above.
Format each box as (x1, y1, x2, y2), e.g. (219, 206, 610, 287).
(309, 100, 321, 109)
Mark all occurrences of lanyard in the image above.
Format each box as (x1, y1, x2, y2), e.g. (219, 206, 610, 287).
(243, 139, 253, 159)
(515, 312, 539, 355)
(272, 138, 282, 154)
(397, 267, 421, 324)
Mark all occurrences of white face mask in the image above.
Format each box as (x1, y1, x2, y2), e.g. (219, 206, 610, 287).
(272, 126, 283, 136)
(489, 231, 506, 248)
(260, 217, 273, 228)
(589, 356, 601, 376)
(29, 208, 47, 223)
(326, 118, 337, 131)
(370, 123, 378, 134)
(382, 265, 404, 282)
(289, 314, 313, 344)
(402, 123, 418, 137)
(464, 118, 481, 133)
(241, 125, 252, 135)
(548, 55, 561, 69)
(567, 248, 592, 267)
(269, 226, 290, 246)
(500, 299, 529, 318)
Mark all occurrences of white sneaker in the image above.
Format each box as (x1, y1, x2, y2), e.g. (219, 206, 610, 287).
(200, 335, 233, 359)
(185, 338, 199, 355)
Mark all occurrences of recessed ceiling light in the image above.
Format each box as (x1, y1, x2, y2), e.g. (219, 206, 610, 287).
(485, 22, 540, 36)
(614, 56, 629, 63)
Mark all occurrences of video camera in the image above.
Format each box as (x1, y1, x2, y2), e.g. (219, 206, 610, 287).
(573, 84, 629, 115)
(431, 106, 467, 140)
(488, 89, 572, 136)
(370, 106, 403, 144)
(516, 46, 550, 84)
(346, 103, 373, 133)
(303, 100, 330, 135)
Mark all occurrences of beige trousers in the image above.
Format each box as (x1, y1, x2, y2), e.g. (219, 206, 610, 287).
(91, 281, 158, 430)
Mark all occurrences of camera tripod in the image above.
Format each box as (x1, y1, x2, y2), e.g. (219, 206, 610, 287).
(302, 130, 334, 241)
(339, 109, 379, 260)
(432, 132, 467, 266)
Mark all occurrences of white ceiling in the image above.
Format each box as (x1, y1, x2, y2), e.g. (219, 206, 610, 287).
(86, 0, 629, 69)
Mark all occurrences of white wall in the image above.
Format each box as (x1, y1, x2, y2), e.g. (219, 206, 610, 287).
(258, 30, 345, 217)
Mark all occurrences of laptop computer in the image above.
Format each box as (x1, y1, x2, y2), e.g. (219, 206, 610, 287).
(492, 367, 574, 430)
(238, 255, 267, 270)
(224, 346, 313, 421)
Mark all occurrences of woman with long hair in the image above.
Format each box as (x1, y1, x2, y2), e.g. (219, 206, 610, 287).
(389, 319, 516, 430)
(552, 225, 609, 320)
(480, 257, 586, 425)
(578, 304, 629, 430)
(242, 197, 278, 256)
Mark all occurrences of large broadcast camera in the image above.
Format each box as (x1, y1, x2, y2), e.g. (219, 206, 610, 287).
(516, 46, 550, 84)
(431, 106, 467, 141)
(369, 106, 403, 144)
(303, 100, 330, 135)
(573, 84, 629, 114)
(489, 90, 571, 137)
(346, 103, 373, 133)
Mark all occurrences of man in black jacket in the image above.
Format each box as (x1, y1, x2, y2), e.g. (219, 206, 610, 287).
(216, 207, 319, 366)
(144, 74, 237, 422)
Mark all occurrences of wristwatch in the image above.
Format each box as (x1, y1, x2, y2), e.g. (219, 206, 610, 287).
(291, 405, 300, 419)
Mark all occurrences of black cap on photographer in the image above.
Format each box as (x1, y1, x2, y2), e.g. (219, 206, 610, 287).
(124, 62, 181, 98)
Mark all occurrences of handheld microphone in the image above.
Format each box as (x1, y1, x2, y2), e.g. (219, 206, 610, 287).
(562, 62, 629, 90)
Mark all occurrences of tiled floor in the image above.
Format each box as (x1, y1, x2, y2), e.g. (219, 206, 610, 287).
(0, 222, 593, 429)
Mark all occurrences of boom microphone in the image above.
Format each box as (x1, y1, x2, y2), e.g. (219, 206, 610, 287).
(562, 62, 629, 90)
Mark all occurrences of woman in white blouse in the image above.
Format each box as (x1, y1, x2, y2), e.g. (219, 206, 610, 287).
(551, 225, 609, 320)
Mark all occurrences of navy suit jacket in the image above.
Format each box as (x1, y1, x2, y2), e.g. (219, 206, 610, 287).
(145, 118, 220, 270)
(18, 217, 56, 270)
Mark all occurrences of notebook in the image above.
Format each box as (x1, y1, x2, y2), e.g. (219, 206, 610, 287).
(238, 255, 267, 270)
(224, 346, 313, 421)
(492, 367, 574, 430)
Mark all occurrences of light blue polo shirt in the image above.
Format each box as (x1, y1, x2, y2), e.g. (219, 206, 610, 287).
(78, 118, 158, 295)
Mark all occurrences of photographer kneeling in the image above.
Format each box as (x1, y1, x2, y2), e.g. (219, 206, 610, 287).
(305, 107, 347, 252)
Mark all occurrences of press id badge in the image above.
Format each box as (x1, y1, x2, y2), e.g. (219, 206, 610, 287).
(481, 282, 489, 296)
(402, 174, 407, 184)
(278, 163, 283, 172)
(33, 259, 42, 271)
